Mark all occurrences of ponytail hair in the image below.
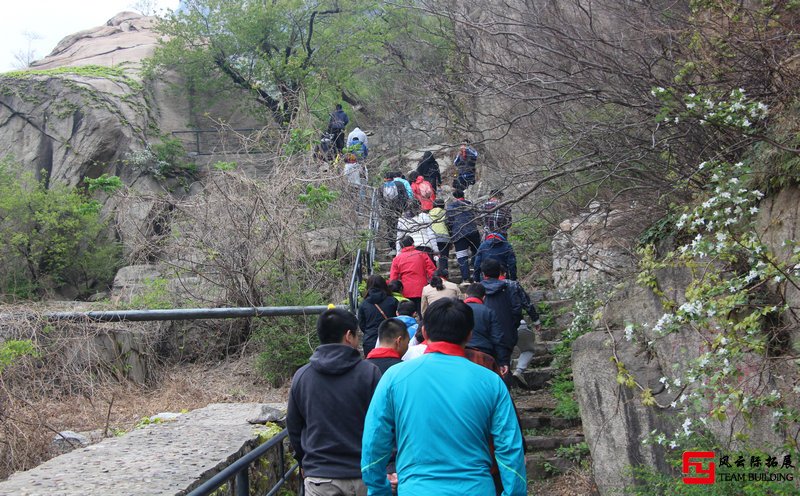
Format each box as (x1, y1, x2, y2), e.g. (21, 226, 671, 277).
(429, 268, 449, 291)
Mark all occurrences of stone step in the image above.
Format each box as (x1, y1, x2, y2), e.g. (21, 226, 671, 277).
(517, 413, 581, 431)
(524, 434, 585, 452)
(518, 366, 556, 391)
(525, 453, 582, 480)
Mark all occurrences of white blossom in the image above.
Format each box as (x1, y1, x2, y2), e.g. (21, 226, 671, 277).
(624, 323, 635, 341)
(682, 417, 693, 436)
(750, 206, 759, 214)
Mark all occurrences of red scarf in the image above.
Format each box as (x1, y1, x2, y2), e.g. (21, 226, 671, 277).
(464, 297, 483, 305)
(367, 348, 401, 359)
(424, 341, 466, 357)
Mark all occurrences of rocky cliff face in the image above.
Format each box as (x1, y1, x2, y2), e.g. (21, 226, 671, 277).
(563, 186, 800, 494)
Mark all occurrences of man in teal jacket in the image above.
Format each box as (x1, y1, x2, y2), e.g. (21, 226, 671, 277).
(361, 298, 527, 495)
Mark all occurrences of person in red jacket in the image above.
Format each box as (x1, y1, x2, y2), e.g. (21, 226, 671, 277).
(389, 236, 436, 315)
(408, 171, 436, 211)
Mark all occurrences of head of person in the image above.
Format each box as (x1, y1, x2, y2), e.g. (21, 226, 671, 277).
(490, 189, 504, 200)
(429, 268, 449, 291)
(366, 274, 390, 296)
(460, 139, 469, 150)
(408, 171, 420, 181)
(481, 258, 502, 279)
(465, 283, 486, 300)
(383, 171, 394, 182)
(387, 279, 403, 295)
(335, 103, 343, 110)
(397, 299, 416, 317)
(423, 298, 473, 345)
(378, 319, 411, 356)
(400, 236, 414, 249)
(422, 151, 433, 161)
(433, 198, 445, 209)
(453, 189, 465, 200)
(391, 171, 404, 180)
(316, 308, 359, 348)
(405, 201, 421, 217)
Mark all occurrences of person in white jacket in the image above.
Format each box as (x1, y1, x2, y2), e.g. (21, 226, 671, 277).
(347, 127, 368, 147)
(396, 204, 438, 261)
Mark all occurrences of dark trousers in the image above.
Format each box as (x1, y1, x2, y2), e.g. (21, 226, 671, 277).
(453, 232, 481, 281)
(382, 211, 401, 250)
(437, 241, 452, 272)
(331, 128, 345, 152)
(408, 297, 422, 316)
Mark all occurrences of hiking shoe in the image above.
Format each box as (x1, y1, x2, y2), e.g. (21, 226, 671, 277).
(513, 370, 528, 388)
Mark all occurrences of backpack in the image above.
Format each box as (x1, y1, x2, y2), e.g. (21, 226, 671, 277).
(382, 180, 407, 210)
(382, 180, 400, 200)
(418, 180, 433, 200)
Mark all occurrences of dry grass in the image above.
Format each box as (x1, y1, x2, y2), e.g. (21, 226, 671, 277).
(0, 354, 287, 480)
(530, 467, 599, 496)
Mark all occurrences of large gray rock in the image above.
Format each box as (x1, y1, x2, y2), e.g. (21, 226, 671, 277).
(572, 330, 674, 494)
(552, 204, 642, 292)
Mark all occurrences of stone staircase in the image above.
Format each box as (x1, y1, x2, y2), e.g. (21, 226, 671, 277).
(373, 246, 587, 481)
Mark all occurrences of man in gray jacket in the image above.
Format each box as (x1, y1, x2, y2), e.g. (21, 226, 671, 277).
(287, 308, 382, 496)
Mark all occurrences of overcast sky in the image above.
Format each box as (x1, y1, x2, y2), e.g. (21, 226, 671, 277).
(0, 0, 180, 72)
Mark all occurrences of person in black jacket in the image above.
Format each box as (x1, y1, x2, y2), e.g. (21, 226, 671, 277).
(328, 103, 349, 153)
(366, 319, 410, 374)
(464, 283, 504, 364)
(287, 308, 381, 495)
(357, 274, 399, 357)
(479, 259, 522, 380)
(416, 151, 442, 193)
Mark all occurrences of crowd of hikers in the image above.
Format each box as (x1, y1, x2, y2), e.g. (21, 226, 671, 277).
(288, 106, 545, 495)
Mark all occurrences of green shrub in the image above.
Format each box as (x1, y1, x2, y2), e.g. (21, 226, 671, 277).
(0, 157, 122, 300)
(253, 285, 325, 386)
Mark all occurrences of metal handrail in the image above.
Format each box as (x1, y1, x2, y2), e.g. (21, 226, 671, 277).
(348, 249, 364, 315)
(186, 428, 300, 496)
(0, 305, 341, 323)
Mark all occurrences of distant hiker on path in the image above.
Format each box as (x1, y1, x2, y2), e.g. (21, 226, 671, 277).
(483, 189, 512, 238)
(328, 103, 349, 153)
(288, 308, 380, 496)
(408, 171, 436, 211)
(473, 232, 517, 281)
(380, 173, 409, 255)
(416, 151, 442, 193)
(446, 189, 481, 282)
(347, 127, 368, 148)
(390, 236, 436, 314)
(428, 198, 451, 272)
(453, 139, 478, 190)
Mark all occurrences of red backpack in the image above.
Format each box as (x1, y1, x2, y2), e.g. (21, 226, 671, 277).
(418, 180, 434, 200)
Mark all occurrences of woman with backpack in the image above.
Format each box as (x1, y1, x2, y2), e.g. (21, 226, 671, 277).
(408, 171, 436, 211)
(358, 274, 399, 357)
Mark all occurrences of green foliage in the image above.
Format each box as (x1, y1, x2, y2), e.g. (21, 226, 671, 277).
(125, 278, 174, 309)
(0, 158, 121, 300)
(284, 128, 316, 157)
(555, 441, 590, 464)
(85, 174, 123, 194)
(0, 340, 37, 374)
(298, 185, 339, 228)
(549, 283, 599, 421)
(254, 284, 324, 387)
(508, 217, 553, 284)
(212, 161, 238, 171)
(1, 65, 143, 91)
(125, 138, 198, 180)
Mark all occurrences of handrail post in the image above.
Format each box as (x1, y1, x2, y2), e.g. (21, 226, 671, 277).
(235, 469, 249, 496)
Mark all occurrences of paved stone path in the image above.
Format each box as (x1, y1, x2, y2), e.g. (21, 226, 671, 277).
(0, 402, 286, 496)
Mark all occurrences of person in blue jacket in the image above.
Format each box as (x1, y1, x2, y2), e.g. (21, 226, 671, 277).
(361, 298, 527, 496)
(473, 232, 517, 281)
